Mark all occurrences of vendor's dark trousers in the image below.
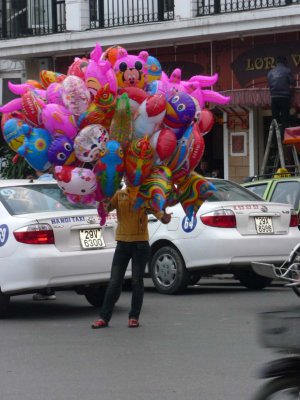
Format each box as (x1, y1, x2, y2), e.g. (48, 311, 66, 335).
(271, 96, 291, 139)
(99, 241, 150, 322)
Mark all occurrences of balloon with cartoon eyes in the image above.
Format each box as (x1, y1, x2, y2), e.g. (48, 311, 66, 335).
(163, 92, 196, 140)
(48, 135, 76, 166)
(113, 51, 149, 89)
(74, 124, 109, 163)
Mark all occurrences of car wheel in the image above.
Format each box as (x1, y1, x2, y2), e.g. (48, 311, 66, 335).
(234, 268, 273, 290)
(0, 290, 10, 317)
(150, 246, 189, 294)
(189, 272, 202, 286)
(84, 286, 107, 307)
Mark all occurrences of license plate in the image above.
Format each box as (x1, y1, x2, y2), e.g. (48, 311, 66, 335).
(79, 229, 105, 249)
(255, 217, 274, 234)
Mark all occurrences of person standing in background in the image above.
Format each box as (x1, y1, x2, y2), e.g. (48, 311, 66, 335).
(267, 56, 296, 139)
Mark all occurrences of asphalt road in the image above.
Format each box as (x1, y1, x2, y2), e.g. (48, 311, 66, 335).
(0, 278, 298, 400)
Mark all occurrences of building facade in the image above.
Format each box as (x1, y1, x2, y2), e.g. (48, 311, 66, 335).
(0, 0, 300, 181)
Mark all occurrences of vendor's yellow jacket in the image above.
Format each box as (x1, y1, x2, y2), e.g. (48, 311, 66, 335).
(109, 187, 164, 242)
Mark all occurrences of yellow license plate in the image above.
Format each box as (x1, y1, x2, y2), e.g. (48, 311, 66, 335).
(79, 229, 105, 249)
(255, 217, 274, 234)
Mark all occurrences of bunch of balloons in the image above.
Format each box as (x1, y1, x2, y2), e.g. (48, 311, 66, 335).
(0, 43, 230, 225)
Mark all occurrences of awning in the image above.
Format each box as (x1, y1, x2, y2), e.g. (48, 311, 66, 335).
(219, 88, 300, 108)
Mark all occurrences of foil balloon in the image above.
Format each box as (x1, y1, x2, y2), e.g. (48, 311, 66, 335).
(113, 50, 149, 89)
(101, 45, 127, 66)
(163, 91, 196, 139)
(133, 94, 166, 138)
(93, 140, 125, 225)
(147, 55, 162, 83)
(77, 83, 116, 129)
(165, 124, 195, 179)
(67, 57, 89, 80)
(198, 108, 215, 135)
(150, 128, 177, 164)
(17, 125, 52, 171)
(40, 70, 66, 88)
(172, 123, 205, 181)
(134, 166, 172, 213)
(177, 172, 217, 219)
(74, 124, 109, 163)
(85, 59, 117, 97)
(1, 111, 26, 132)
(145, 79, 169, 97)
(109, 93, 133, 149)
(54, 166, 97, 206)
(118, 87, 148, 114)
(93, 140, 124, 199)
(48, 135, 76, 166)
(124, 137, 154, 186)
(61, 75, 91, 116)
(41, 103, 78, 139)
(46, 82, 64, 106)
(3, 118, 28, 152)
(0, 90, 45, 127)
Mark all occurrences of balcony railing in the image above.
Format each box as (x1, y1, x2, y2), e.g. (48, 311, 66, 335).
(197, 0, 300, 15)
(0, 0, 66, 39)
(89, 0, 174, 29)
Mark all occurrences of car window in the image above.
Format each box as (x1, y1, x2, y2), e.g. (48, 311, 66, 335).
(0, 184, 96, 215)
(206, 180, 264, 202)
(270, 181, 300, 210)
(243, 183, 268, 199)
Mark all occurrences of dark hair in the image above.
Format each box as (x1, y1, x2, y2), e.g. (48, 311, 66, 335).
(276, 56, 288, 65)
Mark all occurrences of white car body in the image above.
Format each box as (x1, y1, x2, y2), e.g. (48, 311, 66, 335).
(147, 178, 300, 294)
(0, 179, 124, 314)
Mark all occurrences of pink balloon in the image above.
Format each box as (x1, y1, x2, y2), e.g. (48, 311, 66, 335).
(41, 103, 78, 139)
(85, 59, 117, 97)
(46, 82, 64, 106)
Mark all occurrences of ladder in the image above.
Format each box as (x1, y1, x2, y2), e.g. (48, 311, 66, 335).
(260, 119, 300, 176)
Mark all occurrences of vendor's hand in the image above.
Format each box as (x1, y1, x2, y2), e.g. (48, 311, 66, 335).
(161, 211, 172, 224)
(101, 199, 111, 213)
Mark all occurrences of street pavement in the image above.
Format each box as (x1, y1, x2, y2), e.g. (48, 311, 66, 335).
(0, 277, 298, 400)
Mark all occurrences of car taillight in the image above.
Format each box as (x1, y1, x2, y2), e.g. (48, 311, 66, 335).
(13, 224, 55, 244)
(289, 210, 299, 227)
(200, 209, 236, 228)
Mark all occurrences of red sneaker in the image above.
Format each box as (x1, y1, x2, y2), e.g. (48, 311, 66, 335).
(91, 319, 108, 329)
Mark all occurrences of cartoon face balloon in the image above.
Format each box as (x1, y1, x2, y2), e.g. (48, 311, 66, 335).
(163, 92, 196, 139)
(113, 51, 149, 89)
(48, 135, 76, 166)
(133, 94, 166, 138)
(67, 57, 89, 80)
(54, 166, 97, 198)
(74, 124, 109, 163)
(85, 59, 117, 97)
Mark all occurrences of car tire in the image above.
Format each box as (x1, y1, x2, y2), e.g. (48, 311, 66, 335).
(189, 272, 202, 286)
(150, 246, 189, 294)
(0, 290, 10, 318)
(234, 268, 272, 290)
(84, 286, 107, 307)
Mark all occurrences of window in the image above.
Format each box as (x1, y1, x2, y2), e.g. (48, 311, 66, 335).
(270, 181, 300, 210)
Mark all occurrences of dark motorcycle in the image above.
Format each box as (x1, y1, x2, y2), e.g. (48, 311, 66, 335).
(252, 309, 300, 399)
(251, 247, 300, 398)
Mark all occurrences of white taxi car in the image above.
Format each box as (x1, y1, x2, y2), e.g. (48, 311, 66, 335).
(147, 178, 300, 294)
(0, 179, 121, 316)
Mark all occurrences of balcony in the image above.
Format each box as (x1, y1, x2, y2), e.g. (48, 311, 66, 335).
(197, 0, 300, 15)
(0, 0, 66, 39)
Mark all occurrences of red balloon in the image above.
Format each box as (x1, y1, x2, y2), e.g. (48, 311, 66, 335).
(189, 124, 205, 171)
(150, 128, 177, 161)
(198, 109, 215, 135)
